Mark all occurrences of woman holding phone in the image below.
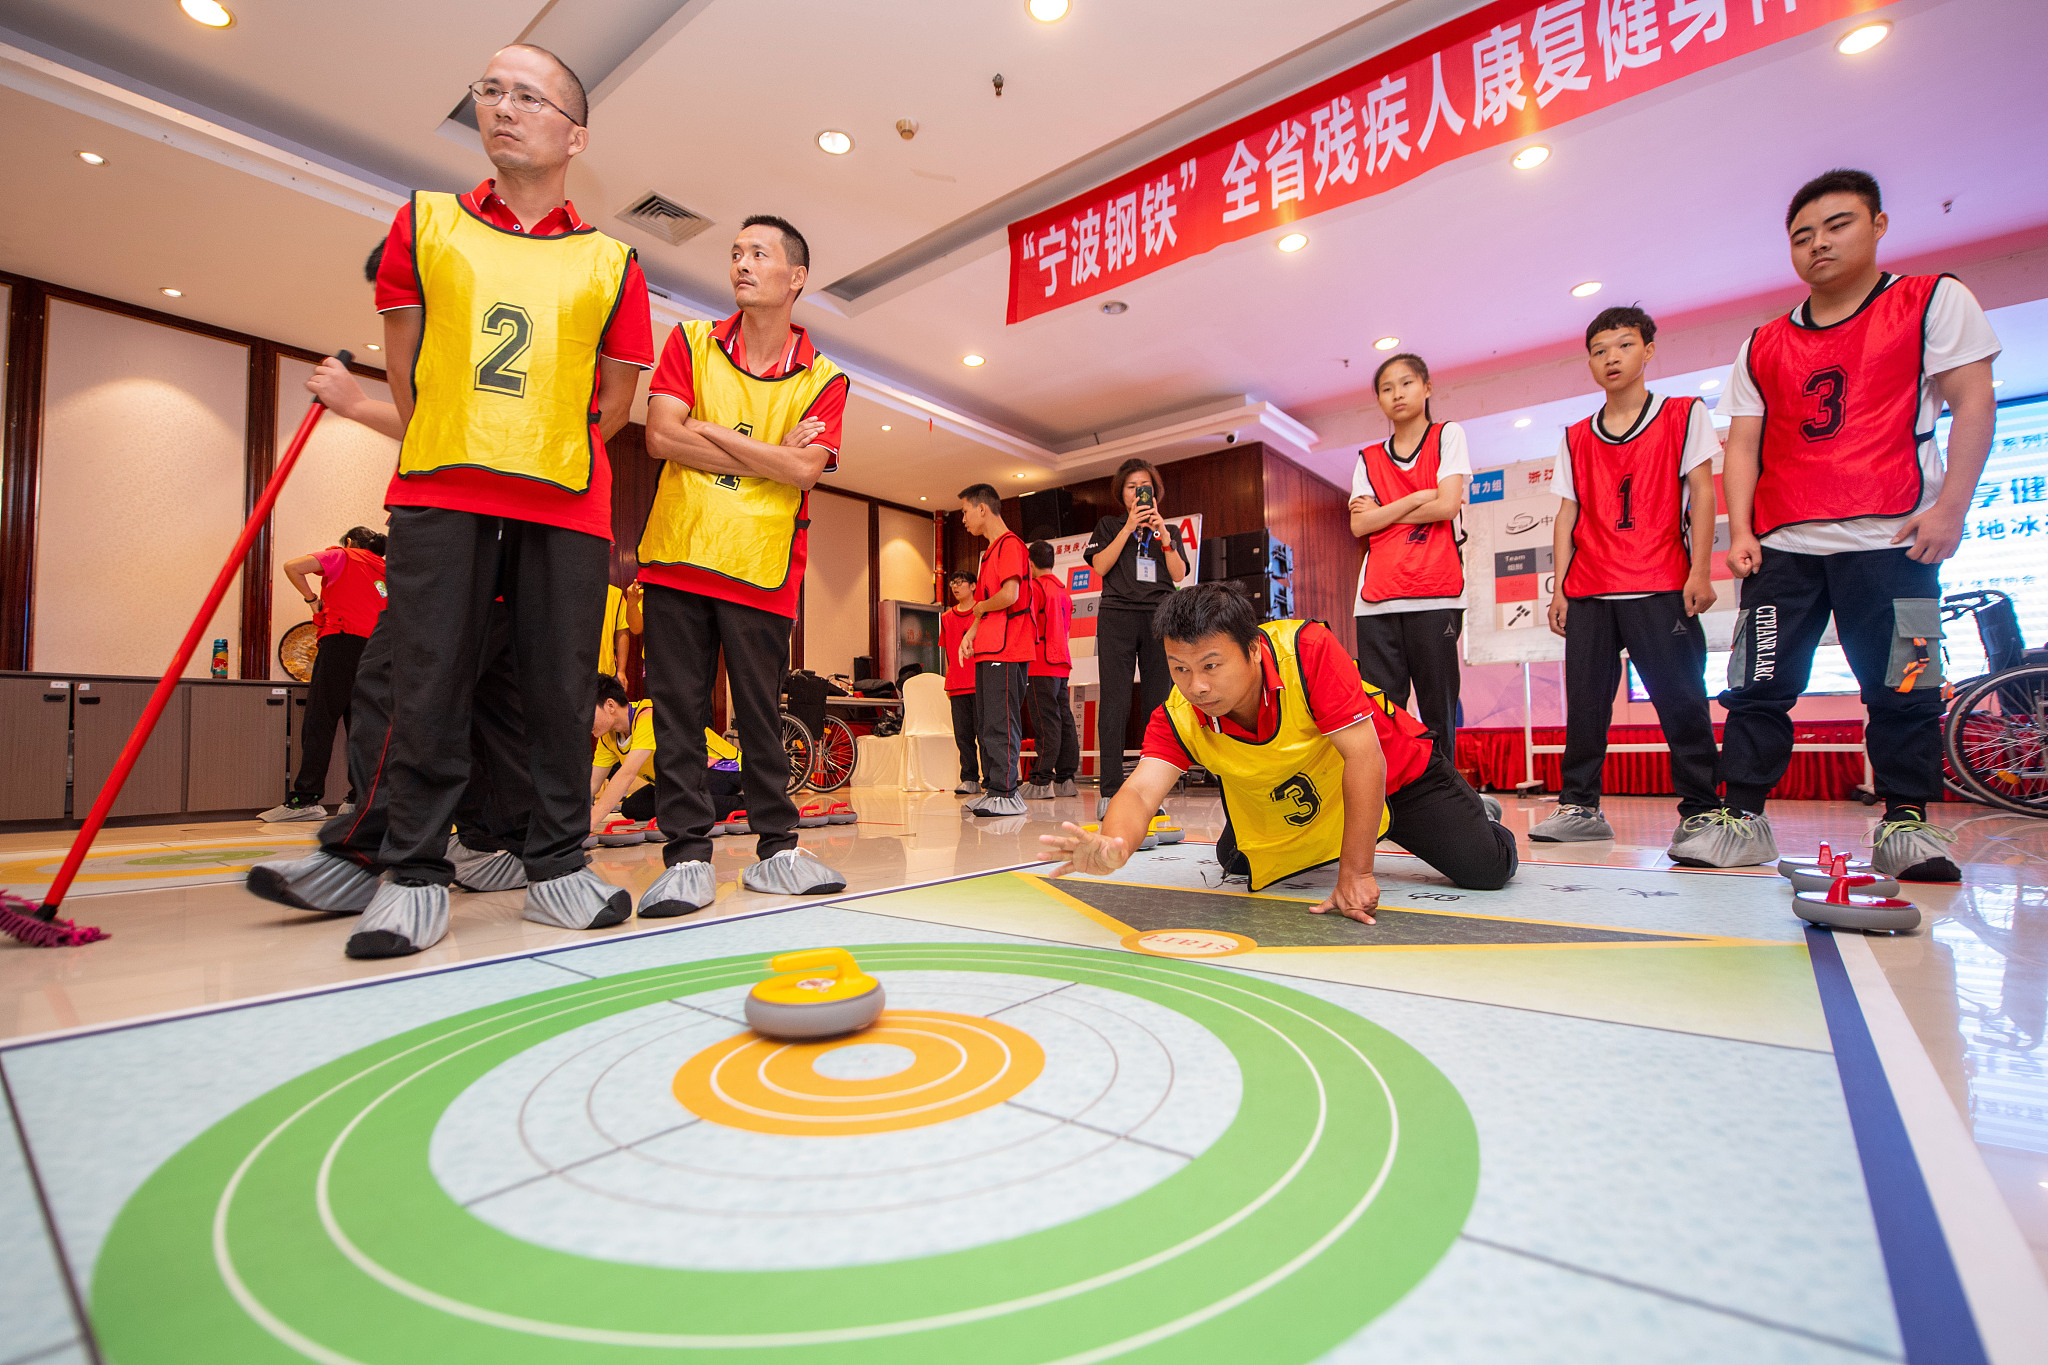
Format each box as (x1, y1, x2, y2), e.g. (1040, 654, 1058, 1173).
(1085, 458, 1187, 812)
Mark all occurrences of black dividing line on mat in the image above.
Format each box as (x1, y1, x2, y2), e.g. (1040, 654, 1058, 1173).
(0, 1060, 104, 1365)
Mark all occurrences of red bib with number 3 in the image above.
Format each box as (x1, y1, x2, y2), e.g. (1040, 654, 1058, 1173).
(1561, 397, 1696, 598)
(1747, 273, 1944, 538)
(1359, 423, 1465, 603)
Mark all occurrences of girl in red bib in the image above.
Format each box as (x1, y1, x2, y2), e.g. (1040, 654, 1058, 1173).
(1349, 353, 1470, 756)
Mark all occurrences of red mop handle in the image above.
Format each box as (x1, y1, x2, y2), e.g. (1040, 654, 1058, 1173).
(39, 368, 349, 917)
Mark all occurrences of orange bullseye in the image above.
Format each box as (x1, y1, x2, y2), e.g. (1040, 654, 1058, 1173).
(672, 1010, 1044, 1136)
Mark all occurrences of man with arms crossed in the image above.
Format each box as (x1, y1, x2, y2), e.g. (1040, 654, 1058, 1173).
(1043, 584, 1516, 921)
(1707, 169, 1999, 876)
(1537, 306, 1724, 858)
(635, 216, 850, 916)
(250, 51, 650, 951)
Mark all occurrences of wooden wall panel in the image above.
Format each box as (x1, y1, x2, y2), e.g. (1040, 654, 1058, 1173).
(1262, 449, 1360, 655)
(607, 420, 659, 584)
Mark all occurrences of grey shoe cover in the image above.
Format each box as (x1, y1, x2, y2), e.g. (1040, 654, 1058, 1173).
(970, 792, 1028, 817)
(641, 860, 717, 919)
(345, 880, 450, 958)
(523, 868, 633, 930)
(246, 848, 378, 914)
(258, 802, 327, 823)
(1055, 780, 1080, 798)
(448, 837, 528, 893)
(1479, 794, 1504, 823)
(954, 780, 983, 796)
(1529, 805, 1613, 842)
(1869, 819, 1961, 882)
(1019, 783, 1054, 799)
(742, 848, 848, 896)
(1667, 809, 1778, 868)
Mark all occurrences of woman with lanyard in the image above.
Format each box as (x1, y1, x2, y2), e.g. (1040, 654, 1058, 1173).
(1084, 458, 1187, 815)
(1349, 352, 1470, 761)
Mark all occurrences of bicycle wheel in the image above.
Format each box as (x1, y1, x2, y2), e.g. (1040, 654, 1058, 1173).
(1941, 675, 1993, 805)
(1944, 664, 2048, 817)
(781, 713, 816, 796)
(810, 716, 857, 792)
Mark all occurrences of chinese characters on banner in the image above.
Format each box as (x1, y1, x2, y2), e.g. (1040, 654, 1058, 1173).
(1007, 0, 1876, 323)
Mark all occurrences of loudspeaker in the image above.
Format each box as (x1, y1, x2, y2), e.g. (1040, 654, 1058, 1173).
(1227, 574, 1294, 620)
(1020, 487, 1076, 542)
(1201, 532, 1293, 581)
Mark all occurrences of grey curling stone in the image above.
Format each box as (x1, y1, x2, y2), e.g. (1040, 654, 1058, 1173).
(1792, 892, 1921, 934)
(745, 983, 886, 1040)
(1784, 863, 1896, 897)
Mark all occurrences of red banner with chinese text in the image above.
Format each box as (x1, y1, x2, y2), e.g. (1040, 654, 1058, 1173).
(1006, 0, 1881, 323)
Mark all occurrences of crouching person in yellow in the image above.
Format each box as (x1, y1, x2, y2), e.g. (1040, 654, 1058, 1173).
(1042, 583, 1517, 923)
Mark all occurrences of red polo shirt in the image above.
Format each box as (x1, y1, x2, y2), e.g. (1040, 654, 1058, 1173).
(639, 313, 849, 618)
(1141, 622, 1431, 791)
(374, 180, 654, 539)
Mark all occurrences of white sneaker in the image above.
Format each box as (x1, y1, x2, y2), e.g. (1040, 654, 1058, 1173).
(246, 849, 378, 914)
(258, 801, 326, 823)
(447, 836, 527, 893)
(1529, 805, 1612, 842)
(345, 879, 448, 957)
(641, 861, 716, 919)
(1870, 818, 1961, 883)
(741, 848, 847, 895)
(1667, 809, 1778, 868)
(523, 868, 633, 930)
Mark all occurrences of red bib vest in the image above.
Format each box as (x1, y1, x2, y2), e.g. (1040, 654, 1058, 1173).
(1562, 397, 1697, 597)
(1030, 576, 1073, 678)
(318, 547, 387, 639)
(940, 606, 976, 695)
(1360, 423, 1464, 603)
(1748, 273, 1943, 538)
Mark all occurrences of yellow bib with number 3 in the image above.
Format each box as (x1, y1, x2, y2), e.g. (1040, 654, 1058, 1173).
(399, 192, 634, 493)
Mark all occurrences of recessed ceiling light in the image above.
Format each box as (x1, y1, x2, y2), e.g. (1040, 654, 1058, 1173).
(76, 151, 106, 166)
(159, 287, 183, 298)
(1571, 280, 1602, 298)
(881, 424, 892, 431)
(1014, 473, 1029, 479)
(1512, 417, 1532, 428)
(962, 354, 986, 367)
(365, 344, 382, 352)
(1029, 0, 1070, 19)
(1511, 145, 1550, 170)
(1100, 301, 1128, 315)
(1699, 378, 1720, 391)
(180, 0, 234, 27)
(919, 495, 928, 501)
(1836, 21, 1890, 55)
(1373, 336, 1399, 351)
(817, 130, 853, 155)
(1277, 232, 1308, 253)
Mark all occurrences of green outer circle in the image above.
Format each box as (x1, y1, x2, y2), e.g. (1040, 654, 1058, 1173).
(92, 943, 1477, 1364)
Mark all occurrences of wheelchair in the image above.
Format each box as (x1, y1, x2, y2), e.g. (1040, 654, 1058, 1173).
(1940, 590, 2048, 817)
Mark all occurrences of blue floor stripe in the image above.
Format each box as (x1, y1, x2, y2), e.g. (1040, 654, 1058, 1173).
(1806, 926, 1987, 1365)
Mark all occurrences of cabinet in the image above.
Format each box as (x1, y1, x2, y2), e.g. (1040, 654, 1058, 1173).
(188, 684, 292, 812)
(72, 681, 187, 819)
(0, 677, 72, 820)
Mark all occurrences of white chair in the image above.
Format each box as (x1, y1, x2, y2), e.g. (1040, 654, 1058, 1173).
(849, 673, 960, 792)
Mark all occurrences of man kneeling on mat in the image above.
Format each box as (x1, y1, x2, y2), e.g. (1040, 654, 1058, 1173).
(1041, 583, 1516, 923)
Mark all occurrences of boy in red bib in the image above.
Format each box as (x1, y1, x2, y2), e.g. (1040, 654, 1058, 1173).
(939, 571, 982, 795)
(1711, 170, 1998, 876)
(1537, 307, 1722, 854)
(956, 484, 1034, 816)
(1020, 540, 1080, 799)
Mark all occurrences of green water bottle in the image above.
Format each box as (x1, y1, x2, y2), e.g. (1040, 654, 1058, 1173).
(211, 639, 228, 679)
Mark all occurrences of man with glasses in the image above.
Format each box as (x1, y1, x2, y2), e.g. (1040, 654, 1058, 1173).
(253, 44, 652, 957)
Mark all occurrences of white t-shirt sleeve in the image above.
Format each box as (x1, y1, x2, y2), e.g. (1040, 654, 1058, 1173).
(1925, 277, 2001, 375)
(1679, 398, 1722, 476)
(1719, 335, 1763, 419)
(1551, 435, 1576, 502)
(1436, 422, 1474, 479)
(1350, 452, 1372, 500)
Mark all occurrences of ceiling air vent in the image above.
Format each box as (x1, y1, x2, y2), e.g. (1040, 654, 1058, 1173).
(617, 192, 712, 247)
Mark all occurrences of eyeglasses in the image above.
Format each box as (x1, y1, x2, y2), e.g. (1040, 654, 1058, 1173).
(468, 81, 582, 127)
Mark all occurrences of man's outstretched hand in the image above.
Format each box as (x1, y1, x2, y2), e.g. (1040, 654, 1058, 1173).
(1310, 870, 1380, 925)
(1039, 822, 1130, 878)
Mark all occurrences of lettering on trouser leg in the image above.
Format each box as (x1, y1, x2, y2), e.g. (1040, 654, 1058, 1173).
(1749, 605, 1777, 683)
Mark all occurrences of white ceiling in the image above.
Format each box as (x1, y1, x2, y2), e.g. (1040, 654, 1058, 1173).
(2, 0, 2044, 509)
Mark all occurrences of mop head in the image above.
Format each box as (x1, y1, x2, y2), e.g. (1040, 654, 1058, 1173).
(0, 891, 109, 947)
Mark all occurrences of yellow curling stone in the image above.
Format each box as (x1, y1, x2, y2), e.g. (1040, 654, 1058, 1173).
(745, 948, 886, 1040)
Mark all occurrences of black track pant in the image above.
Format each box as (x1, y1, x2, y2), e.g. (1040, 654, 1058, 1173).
(1355, 609, 1464, 760)
(1029, 676, 1080, 784)
(1095, 608, 1172, 794)
(1561, 592, 1720, 819)
(290, 631, 366, 802)
(645, 585, 798, 865)
(1218, 746, 1518, 891)
(318, 508, 602, 885)
(975, 660, 1029, 796)
(949, 693, 980, 782)
(1720, 546, 1943, 814)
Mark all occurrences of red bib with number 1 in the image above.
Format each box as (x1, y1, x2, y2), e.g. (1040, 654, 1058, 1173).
(1561, 397, 1695, 598)
(1747, 273, 1944, 538)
